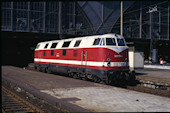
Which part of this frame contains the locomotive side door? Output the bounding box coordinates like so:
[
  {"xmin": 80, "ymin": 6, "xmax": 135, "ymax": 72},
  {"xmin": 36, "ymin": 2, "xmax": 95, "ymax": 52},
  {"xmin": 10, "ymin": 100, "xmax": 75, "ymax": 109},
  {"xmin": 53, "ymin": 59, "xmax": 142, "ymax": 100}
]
[
  {"xmin": 81, "ymin": 50, "xmax": 87, "ymax": 66},
  {"xmin": 38, "ymin": 51, "xmax": 42, "ymax": 63}
]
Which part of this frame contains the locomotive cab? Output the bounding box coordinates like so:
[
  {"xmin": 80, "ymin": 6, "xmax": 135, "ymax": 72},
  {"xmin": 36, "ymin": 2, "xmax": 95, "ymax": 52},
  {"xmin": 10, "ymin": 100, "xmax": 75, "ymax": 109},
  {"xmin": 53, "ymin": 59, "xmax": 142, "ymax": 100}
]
[{"xmin": 99, "ymin": 34, "xmax": 134, "ymax": 85}]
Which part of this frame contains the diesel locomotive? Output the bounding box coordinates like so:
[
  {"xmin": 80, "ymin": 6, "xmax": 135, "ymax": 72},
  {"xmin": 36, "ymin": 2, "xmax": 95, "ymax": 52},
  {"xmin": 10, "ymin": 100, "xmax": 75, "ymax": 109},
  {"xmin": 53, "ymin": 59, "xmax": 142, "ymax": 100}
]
[{"xmin": 34, "ymin": 34, "xmax": 135, "ymax": 84}]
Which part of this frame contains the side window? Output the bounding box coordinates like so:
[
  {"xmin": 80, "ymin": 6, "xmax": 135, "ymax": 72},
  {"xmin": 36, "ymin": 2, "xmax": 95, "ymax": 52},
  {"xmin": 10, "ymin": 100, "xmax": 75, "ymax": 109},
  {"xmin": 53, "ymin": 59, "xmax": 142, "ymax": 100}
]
[
  {"xmin": 106, "ymin": 38, "xmax": 116, "ymax": 46},
  {"xmin": 51, "ymin": 50, "xmax": 54, "ymax": 56},
  {"xmin": 51, "ymin": 43, "xmax": 58, "ymax": 48},
  {"xmin": 93, "ymin": 38, "xmax": 101, "ymax": 45},
  {"xmin": 100, "ymin": 38, "xmax": 105, "ymax": 46},
  {"xmin": 43, "ymin": 51, "xmax": 46, "ymax": 56},
  {"xmin": 36, "ymin": 44, "xmax": 40, "ymax": 49},
  {"xmin": 73, "ymin": 49, "xmax": 77, "ymax": 56},
  {"xmin": 44, "ymin": 43, "xmax": 49, "ymax": 49},
  {"xmin": 74, "ymin": 40, "xmax": 81, "ymax": 47},
  {"xmin": 63, "ymin": 50, "xmax": 66, "ymax": 56},
  {"xmin": 62, "ymin": 41, "xmax": 71, "ymax": 48}
]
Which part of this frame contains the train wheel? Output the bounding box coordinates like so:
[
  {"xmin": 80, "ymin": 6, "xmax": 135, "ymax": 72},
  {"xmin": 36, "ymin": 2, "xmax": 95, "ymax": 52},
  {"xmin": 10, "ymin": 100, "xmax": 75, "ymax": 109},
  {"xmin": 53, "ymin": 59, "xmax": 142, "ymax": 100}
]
[
  {"xmin": 37, "ymin": 67, "xmax": 41, "ymax": 71},
  {"xmin": 93, "ymin": 75, "xmax": 101, "ymax": 83},
  {"xmin": 96, "ymin": 77, "xmax": 101, "ymax": 83},
  {"xmin": 82, "ymin": 76, "xmax": 88, "ymax": 81},
  {"xmin": 46, "ymin": 68, "xmax": 52, "ymax": 74},
  {"xmin": 68, "ymin": 73, "xmax": 73, "ymax": 78},
  {"xmin": 73, "ymin": 73, "xmax": 78, "ymax": 79},
  {"xmin": 42, "ymin": 67, "xmax": 47, "ymax": 73},
  {"xmin": 77, "ymin": 73, "xmax": 82, "ymax": 80}
]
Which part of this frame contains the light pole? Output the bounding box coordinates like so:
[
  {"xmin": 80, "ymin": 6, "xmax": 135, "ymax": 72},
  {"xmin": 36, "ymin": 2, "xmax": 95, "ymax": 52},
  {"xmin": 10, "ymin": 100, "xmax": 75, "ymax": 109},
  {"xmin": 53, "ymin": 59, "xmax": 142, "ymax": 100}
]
[
  {"xmin": 149, "ymin": 12, "xmax": 153, "ymax": 62},
  {"xmin": 146, "ymin": 6, "xmax": 158, "ymax": 63}
]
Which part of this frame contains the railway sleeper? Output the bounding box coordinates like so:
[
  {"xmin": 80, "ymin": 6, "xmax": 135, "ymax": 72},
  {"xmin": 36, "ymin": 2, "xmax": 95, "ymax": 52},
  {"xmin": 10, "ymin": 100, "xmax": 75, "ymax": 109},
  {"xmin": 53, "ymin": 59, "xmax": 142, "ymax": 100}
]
[
  {"xmin": 4, "ymin": 106, "xmax": 27, "ymax": 109},
  {"xmin": 5, "ymin": 109, "xmax": 32, "ymax": 112},
  {"xmin": 3, "ymin": 103, "xmax": 23, "ymax": 106}
]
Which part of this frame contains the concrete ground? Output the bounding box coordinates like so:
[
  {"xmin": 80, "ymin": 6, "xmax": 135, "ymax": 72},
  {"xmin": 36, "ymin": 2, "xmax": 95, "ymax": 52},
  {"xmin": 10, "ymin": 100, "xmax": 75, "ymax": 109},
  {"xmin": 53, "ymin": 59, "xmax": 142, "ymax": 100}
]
[
  {"xmin": 41, "ymin": 86, "xmax": 170, "ymax": 112},
  {"xmin": 136, "ymin": 68, "xmax": 170, "ymax": 85},
  {"xmin": 2, "ymin": 66, "xmax": 170, "ymax": 112},
  {"xmin": 144, "ymin": 64, "xmax": 170, "ymax": 70}
]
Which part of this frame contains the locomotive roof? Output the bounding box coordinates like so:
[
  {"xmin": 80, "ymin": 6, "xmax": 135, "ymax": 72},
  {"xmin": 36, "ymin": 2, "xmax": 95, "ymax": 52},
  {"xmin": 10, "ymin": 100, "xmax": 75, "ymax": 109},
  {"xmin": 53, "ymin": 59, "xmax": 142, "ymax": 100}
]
[
  {"xmin": 35, "ymin": 33, "xmax": 125, "ymax": 50},
  {"xmin": 38, "ymin": 33, "xmax": 123, "ymax": 43}
]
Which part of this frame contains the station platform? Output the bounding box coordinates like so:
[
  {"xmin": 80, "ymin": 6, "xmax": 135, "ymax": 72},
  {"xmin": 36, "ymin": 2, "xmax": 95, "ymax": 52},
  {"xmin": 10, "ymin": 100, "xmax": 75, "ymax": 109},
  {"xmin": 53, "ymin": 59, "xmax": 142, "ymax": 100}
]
[
  {"xmin": 135, "ymin": 68, "xmax": 170, "ymax": 90},
  {"xmin": 144, "ymin": 63, "xmax": 170, "ymax": 70},
  {"xmin": 134, "ymin": 64, "xmax": 170, "ymax": 90},
  {"xmin": 2, "ymin": 66, "xmax": 170, "ymax": 112}
]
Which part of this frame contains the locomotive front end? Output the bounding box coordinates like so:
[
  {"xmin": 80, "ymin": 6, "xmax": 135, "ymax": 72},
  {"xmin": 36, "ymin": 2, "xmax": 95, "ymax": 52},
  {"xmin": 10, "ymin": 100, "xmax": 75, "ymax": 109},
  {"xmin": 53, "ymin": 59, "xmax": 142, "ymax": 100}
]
[{"xmin": 102, "ymin": 34, "xmax": 135, "ymax": 84}]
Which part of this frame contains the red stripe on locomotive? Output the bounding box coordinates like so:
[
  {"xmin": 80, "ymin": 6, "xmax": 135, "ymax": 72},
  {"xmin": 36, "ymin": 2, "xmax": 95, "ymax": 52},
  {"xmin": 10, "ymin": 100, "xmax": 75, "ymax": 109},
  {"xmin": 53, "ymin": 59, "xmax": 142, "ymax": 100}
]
[{"xmin": 34, "ymin": 47, "xmax": 128, "ymax": 62}]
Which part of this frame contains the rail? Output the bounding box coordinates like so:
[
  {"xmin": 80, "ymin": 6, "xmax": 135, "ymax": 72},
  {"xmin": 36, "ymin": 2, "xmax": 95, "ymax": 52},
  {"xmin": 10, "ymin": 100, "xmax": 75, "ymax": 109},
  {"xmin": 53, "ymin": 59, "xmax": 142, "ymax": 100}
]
[{"xmin": 2, "ymin": 86, "xmax": 44, "ymax": 113}]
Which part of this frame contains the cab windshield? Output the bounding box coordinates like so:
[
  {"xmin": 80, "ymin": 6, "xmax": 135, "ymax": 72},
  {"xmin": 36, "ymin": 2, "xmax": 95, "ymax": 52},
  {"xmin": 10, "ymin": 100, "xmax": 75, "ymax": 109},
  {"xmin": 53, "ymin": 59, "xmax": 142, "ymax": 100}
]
[
  {"xmin": 106, "ymin": 38, "xmax": 126, "ymax": 46},
  {"xmin": 106, "ymin": 38, "xmax": 116, "ymax": 46}
]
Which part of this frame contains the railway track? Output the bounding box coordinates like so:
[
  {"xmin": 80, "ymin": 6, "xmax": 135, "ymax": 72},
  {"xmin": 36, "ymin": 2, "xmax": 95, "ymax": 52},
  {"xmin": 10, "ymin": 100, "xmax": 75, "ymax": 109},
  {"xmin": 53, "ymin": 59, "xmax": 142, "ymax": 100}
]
[
  {"xmin": 127, "ymin": 85, "xmax": 170, "ymax": 98},
  {"xmin": 2, "ymin": 86, "xmax": 44, "ymax": 113}
]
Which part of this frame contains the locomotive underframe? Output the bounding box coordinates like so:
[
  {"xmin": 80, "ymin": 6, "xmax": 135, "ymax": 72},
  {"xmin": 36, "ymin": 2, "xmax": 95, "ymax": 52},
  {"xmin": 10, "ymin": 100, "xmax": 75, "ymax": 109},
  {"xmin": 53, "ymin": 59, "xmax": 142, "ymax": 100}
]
[{"xmin": 34, "ymin": 63, "xmax": 135, "ymax": 84}]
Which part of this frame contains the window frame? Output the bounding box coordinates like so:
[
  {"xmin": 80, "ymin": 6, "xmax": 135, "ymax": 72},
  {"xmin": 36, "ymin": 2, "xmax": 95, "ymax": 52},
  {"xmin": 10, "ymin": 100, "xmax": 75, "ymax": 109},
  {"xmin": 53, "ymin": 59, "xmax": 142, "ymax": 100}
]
[{"xmin": 100, "ymin": 38, "xmax": 105, "ymax": 46}]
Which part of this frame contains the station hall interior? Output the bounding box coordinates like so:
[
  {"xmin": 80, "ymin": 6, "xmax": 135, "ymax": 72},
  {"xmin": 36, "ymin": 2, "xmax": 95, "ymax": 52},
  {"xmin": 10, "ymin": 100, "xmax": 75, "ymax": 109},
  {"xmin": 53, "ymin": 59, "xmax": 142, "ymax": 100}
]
[{"xmin": 1, "ymin": 1, "xmax": 170, "ymax": 67}]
